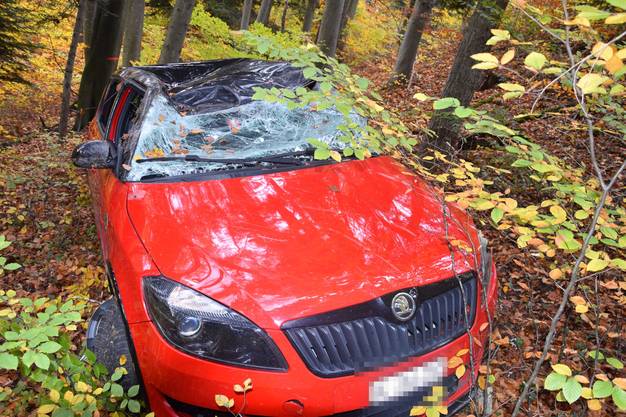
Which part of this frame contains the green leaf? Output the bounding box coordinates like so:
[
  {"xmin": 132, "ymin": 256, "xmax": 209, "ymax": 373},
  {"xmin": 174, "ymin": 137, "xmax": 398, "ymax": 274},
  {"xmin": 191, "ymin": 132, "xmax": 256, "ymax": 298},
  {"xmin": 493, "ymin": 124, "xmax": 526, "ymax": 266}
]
[
  {"xmin": 319, "ymin": 81, "xmax": 333, "ymax": 93},
  {"xmin": 22, "ymin": 350, "xmax": 37, "ymax": 367},
  {"xmin": 587, "ymin": 350, "xmax": 605, "ymax": 360},
  {"xmin": 577, "ymin": 73, "xmax": 609, "ymax": 94},
  {"xmin": 491, "ymin": 207, "xmax": 504, "ymax": 224},
  {"xmin": 613, "ymin": 387, "xmax": 626, "ymax": 411},
  {"xmin": 128, "ymin": 399, "xmax": 141, "ymax": 413},
  {"xmin": 562, "ymin": 377, "xmax": 582, "ymax": 404},
  {"xmin": 51, "ymin": 408, "xmax": 73, "ymax": 417},
  {"xmin": 313, "ymin": 148, "xmax": 330, "ymax": 160},
  {"xmin": 524, "ymin": 52, "xmax": 547, "ymax": 70},
  {"xmin": 413, "ymin": 92, "xmax": 430, "ymax": 101},
  {"xmin": 37, "ymin": 341, "xmax": 62, "ymax": 354},
  {"xmin": 576, "ymin": 5, "xmax": 611, "ymax": 20},
  {"xmin": 587, "ymin": 258, "xmax": 608, "ymax": 272},
  {"xmin": 544, "ymin": 372, "xmax": 567, "ymax": 391},
  {"xmin": 35, "ymin": 353, "xmax": 50, "ymax": 370},
  {"xmin": 454, "ymin": 106, "xmax": 474, "ymax": 118},
  {"xmin": 302, "ymin": 67, "xmax": 317, "ymax": 79},
  {"xmin": 607, "ymin": 357, "xmax": 624, "ymax": 369},
  {"xmin": 433, "ymin": 97, "xmax": 460, "ymax": 110},
  {"xmin": 0, "ymin": 353, "xmax": 18, "ymax": 370},
  {"xmin": 110, "ymin": 383, "xmax": 124, "ymax": 398},
  {"xmin": 593, "ymin": 380, "xmax": 613, "ymax": 398},
  {"xmin": 355, "ymin": 77, "xmax": 369, "ymax": 90},
  {"xmin": 127, "ymin": 385, "xmax": 140, "ymax": 398},
  {"xmin": 3, "ymin": 263, "xmax": 20, "ymax": 271},
  {"xmin": 607, "ymin": 0, "xmax": 626, "ymax": 10}
]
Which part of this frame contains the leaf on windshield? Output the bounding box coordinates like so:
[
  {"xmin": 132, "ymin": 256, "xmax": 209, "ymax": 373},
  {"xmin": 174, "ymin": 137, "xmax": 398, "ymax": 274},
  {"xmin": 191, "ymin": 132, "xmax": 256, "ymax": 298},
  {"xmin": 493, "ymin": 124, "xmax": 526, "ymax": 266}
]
[
  {"xmin": 203, "ymin": 135, "xmax": 216, "ymax": 143},
  {"xmin": 158, "ymin": 114, "xmax": 165, "ymax": 122},
  {"xmin": 189, "ymin": 129, "xmax": 205, "ymax": 135},
  {"xmin": 201, "ymin": 144, "xmax": 214, "ymax": 155},
  {"xmin": 143, "ymin": 148, "xmax": 165, "ymax": 158},
  {"xmin": 227, "ymin": 118, "xmax": 241, "ymax": 134}
]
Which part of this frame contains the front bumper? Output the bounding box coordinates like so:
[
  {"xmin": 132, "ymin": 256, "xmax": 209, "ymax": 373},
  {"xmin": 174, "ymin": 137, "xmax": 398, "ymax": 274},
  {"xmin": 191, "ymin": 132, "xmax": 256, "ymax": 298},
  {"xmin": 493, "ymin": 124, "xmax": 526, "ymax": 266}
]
[{"xmin": 130, "ymin": 280, "xmax": 495, "ymax": 417}]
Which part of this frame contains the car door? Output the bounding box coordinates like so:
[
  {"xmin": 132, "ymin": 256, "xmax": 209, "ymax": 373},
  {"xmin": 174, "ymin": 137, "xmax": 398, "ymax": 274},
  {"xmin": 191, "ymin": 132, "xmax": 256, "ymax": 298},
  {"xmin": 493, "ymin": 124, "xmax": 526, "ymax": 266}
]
[{"xmin": 90, "ymin": 80, "xmax": 144, "ymax": 259}]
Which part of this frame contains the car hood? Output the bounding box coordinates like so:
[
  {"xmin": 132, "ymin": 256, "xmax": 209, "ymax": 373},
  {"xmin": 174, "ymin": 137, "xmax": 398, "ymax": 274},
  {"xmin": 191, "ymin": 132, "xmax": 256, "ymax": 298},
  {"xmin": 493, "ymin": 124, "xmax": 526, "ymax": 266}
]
[{"xmin": 126, "ymin": 157, "xmax": 478, "ymax": 329}]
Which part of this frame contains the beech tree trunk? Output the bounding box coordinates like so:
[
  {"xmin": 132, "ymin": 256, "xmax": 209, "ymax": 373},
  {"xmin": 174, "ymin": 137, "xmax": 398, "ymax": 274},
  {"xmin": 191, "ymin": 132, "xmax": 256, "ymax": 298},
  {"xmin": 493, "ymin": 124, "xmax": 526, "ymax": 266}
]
[
  {"xmin": 389, "ymin": 0, "xmax": 433, "ymax": 84},
  {"xmin": 122, "ymin": 0, "xmax": 144, "ymax": 67},
  {"xmin": 280, "ymin": 0, "xmax": 289, "ymax": 32},
  {"xmin": 316, "ymin": 0, "xmax": 345, "ymax": 57},
  {"xmin": 74, "ymin": 0, "xmax": 126, "ymax": 130},
  {"xmin": 256, "ymin": 0, "xmax": 273, "ymax": 24},
  {"xmin": 241, "ymin": 0, "xmax": 254, "ymax": 29},
  {"xmin": 337, "ymin": 0, "xmax": 358, "ymax": 49},
  {"xmin": 59, "ymin": 0, "xmax": 87, "ymax": 139},
  {"xmin": 302, "ymin": 0, "xmax": 317, "ymax": 32},
  {"xmin": 427, "ymin": 0, "xmax": 509, "ymax": 152},
  {"xmin": 82, "ymin": 0, "xmax": 96, "ymax": 57},
  {"xmin": 158, "ymin": 0, "xmax": 196, "ymax": 64}
]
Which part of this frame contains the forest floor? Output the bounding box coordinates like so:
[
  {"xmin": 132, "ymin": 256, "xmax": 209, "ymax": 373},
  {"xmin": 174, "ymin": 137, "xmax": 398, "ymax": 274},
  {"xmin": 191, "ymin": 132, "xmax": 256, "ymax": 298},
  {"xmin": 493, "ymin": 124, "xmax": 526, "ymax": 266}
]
[{"xmin": 0, "ymin": 13, "xmax": 624, "ymax": 417}]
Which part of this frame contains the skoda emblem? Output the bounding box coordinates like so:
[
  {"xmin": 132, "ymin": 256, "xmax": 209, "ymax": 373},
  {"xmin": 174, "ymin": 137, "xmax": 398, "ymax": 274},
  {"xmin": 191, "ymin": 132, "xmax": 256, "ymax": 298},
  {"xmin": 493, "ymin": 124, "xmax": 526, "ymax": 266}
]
[{"xmin": 391, "ymin": 292, "xmax": 416, "ymax": 321}]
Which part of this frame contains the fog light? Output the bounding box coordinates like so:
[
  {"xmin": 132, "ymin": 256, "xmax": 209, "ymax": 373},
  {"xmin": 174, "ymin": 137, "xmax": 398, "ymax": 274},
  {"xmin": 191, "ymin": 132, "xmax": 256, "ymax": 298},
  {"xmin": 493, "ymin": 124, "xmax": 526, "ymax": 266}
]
[{"xmin": 178, "ymin": 316, "xmax": 201, "ymax": 337}]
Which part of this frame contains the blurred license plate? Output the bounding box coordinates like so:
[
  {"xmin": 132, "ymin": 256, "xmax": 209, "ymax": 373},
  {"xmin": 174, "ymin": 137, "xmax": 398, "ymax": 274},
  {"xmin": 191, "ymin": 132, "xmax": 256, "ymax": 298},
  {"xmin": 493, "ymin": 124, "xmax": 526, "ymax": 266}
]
[{"xmin": 369, "ymin": 358, "xmax": 446, "ymax": 406}]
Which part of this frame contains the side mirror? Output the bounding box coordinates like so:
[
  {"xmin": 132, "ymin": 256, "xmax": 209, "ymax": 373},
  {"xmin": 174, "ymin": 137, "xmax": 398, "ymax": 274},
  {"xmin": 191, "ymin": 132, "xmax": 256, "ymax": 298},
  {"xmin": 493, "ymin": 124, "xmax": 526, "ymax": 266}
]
[{"xmin": 72, "ymin": 140, "xmax": 117, "ymax": 169}]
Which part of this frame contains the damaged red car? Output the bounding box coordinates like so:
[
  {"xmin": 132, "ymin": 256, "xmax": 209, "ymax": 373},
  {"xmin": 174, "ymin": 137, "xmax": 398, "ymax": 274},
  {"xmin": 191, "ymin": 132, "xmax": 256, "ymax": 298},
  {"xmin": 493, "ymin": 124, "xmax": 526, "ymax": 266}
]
[{"xmin": 72, "ymin": 58, "xmax": 497, "ymax": 417}]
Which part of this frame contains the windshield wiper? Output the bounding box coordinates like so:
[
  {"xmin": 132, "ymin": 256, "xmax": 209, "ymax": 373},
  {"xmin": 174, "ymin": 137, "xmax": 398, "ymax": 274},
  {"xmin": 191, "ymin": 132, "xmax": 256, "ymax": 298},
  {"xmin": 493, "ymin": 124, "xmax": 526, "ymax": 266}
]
[{"xmin": 135, "ymin": 154, "xmax": 306, "ymax": 166}]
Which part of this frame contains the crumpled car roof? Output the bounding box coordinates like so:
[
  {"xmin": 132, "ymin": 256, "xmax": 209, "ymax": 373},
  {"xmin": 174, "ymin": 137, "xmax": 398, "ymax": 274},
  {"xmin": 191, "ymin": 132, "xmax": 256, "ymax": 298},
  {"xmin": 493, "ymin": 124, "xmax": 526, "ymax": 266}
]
[{"xmin": 123, "ymin": 58, "xmax": 310, "ymax": 114}]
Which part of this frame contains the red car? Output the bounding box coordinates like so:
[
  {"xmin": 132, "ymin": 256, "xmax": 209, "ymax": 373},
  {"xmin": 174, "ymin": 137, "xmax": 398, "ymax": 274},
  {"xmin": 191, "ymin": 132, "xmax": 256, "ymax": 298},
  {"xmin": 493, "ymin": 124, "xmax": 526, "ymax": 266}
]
[{"xmin": 73, "ymin": 59, "xmax": 497, "ymax": 417}]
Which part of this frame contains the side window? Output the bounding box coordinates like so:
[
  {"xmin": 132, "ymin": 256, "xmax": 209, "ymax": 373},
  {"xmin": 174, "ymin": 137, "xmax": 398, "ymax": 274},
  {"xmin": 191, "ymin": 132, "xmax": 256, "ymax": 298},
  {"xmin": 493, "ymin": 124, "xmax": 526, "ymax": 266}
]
[
  {"xmin": 97, "ymin": 80, "xmax": 121, "ymax": 132},
  {"xmin": 107, "ymin": 85, "xmax": 144, "ymax": 143}
]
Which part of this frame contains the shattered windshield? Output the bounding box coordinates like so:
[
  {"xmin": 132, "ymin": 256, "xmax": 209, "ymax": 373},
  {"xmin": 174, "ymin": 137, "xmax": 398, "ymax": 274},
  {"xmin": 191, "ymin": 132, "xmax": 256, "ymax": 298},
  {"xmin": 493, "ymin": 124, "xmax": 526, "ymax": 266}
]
[{"xmin": 128, "ymin": 95, "xmax": 352, "ymax": 180}]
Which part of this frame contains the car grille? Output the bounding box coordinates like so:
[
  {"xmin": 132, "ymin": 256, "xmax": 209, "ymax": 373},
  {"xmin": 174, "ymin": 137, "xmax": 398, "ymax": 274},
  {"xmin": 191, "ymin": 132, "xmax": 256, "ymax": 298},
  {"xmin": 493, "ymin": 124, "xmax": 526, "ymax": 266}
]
[{"xmin": 283, "ymin": 274, "xmax": 477, "ymax": 378}]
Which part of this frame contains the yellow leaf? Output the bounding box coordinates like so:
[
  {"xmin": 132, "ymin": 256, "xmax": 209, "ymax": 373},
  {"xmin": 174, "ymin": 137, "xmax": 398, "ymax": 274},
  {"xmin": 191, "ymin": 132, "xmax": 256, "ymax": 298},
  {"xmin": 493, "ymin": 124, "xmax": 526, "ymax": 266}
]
[
  {"xmin": 480, "ymin": 322, "xmax": 489, "ymax": 332},
  {"xmin": 549, "ymin": 269, "xmax": 563, "ymax": 280},
  {"xmin": 448, "ymin": 356, "xmax": 463, "ymax": 368},
  {"xmin": 577, "ymin": 73, "xmax": 609, "ymax": 95},
  {"xmin": 500, "ymin": 49, "xmax": 516, "ymax": 65},
  {"xmin": 564, "ymin": 16, "xmax": 590, "ymax": 26},
  {"xmin": 582, "ymin": 387, "xmax": 593, "ymax": 399},
  {"xmin": 215, "ymin": 394, "xmax": 231, "ymax": 408},
  {"xmin": 119, "ymin": 355, "xmax": 127, "ymax": 366},
  {"xmin": 49, "ymin": 390, "xmax": 60, "ymax": 403},
  {"xmin": 551, "ymin": 363, "xmax": 572, "ymax": 376},
  {"xmin": 587, "ymin": 399, "xmax": 602, "ymax": 411},
  {"xmin": 472, "ymin": 62, "xmax": 499, "ymax": 70},
  {"xmin": 592, "ymin": 42, "xmax": 614, "ymax": 60},
  {"xmin": 570, "ymin": 295, "xmax": 586, "ymax": 305},
  {"xmin": 471, "ymin": 53, "xmax": 499, "ymax": 63},
  {"xmin": 410, "ymin": 406, "xmax": 427, "ymax": 416},
  {"xmin": 587, "ymin": 258, "xmax": 608, "ymax": 272},
  {"xmin": 329, "ymin": 150, "xmax": 341, "ymax": 162},
  {"xmin": 456, "ymin": 348, "xmax": 469, "ymax": 357},
  {"xmin": 575, "ymin": 375, "xmax": 590, "ymax": 384},
  {"xmin": 75, "ymin": 381, "xmax": 89, "ymax": 393},
  {"xmin": 606, "ymin": 12, "xmax": 626, "ymax": 24},
  {"xmin": 233, "ymin": 384, "xmax": 244, "ymax": 393},
  {"xmin": 38, "ymin": 405, "xmax": 56, "ymax": 414},
  {"xmin": 575, "ymin": 304, "xmax": 589, "ymax": 314},
  {"xmin": 436, "ymin": 406, "xmax": 448, "ymax": 415},
  {"xmin": 605, "ymin": 54, "xmax": 624, "ymax": 74},
  {"xmin": 455, "ymin": 365, "xmax": 466, "ymax": 379},
  {"xmin": 613, "ymin": 378, "xmax": 626, "ymax": 390},
  {"xmin": 63, "ymin": 391, "xmax": 74, "ymax": 402},
  {"xmin": 549, "ymin": 205, "xmax": 567, "ymax": 223}
]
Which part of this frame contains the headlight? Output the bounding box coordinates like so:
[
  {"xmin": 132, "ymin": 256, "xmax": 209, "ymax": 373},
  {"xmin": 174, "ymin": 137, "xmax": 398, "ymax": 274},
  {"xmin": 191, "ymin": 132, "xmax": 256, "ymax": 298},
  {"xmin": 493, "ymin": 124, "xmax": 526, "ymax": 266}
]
[
  {"xmin": 478, "ymin": 233, "xmax": 493, "ymax": 306},
  {"xmin": 143, "ymin": 276, "xmax": 287, "ymax": 370}
]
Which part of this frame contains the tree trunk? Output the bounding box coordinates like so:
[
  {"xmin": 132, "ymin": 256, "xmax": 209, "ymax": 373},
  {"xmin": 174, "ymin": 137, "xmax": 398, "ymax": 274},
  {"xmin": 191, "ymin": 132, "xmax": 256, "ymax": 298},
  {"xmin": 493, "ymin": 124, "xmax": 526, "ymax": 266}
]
[
  {"xmin": 158, "ymin": 0, "xmax": 196, "ymax": 64},
  {"xmin": 82, "ymin": 0, "xmax": 96, "ymax": 57},
  {"xmin": 280, "ymin": 0, "xmax": 289, "ymax": 32},
  {"xmin": 302, "ymin": 0, "xmax": 317, "ymax": 32},
  {"xmin": 59, "ymin": 0, "xmax": 87, "ymax": 140},
  {"xmin": 427, "ymin": 0, "xmax": 509, "ymax": 152},
  {"xmin": 256, "ymin": 0, "xmax": 273, "ymax": 24},
  {"xmin": 74, "ymin": 0, "xmax": 126, "ymax": 130},
  {"xmin": 316, "ymin": 0, "xmax": 345, "ymax": 57},
  {"xmin": 389, "ymin": 0, "xmax": 433, "ymax": 84},
  {"xmin": 241, "ymin": 0, "xmax": 254, "ymax": 29},
  {"xmin": 122, "ymin": 0, "xmax": 144, "ymax": 67}
]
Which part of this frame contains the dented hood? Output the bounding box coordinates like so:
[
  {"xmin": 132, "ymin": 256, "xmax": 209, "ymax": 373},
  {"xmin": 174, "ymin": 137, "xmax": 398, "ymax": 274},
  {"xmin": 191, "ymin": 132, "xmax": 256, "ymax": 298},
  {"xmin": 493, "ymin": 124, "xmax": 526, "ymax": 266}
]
[{"xmin": 126, "ymin": 157, "xmax": 478, "ymax": 329}]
